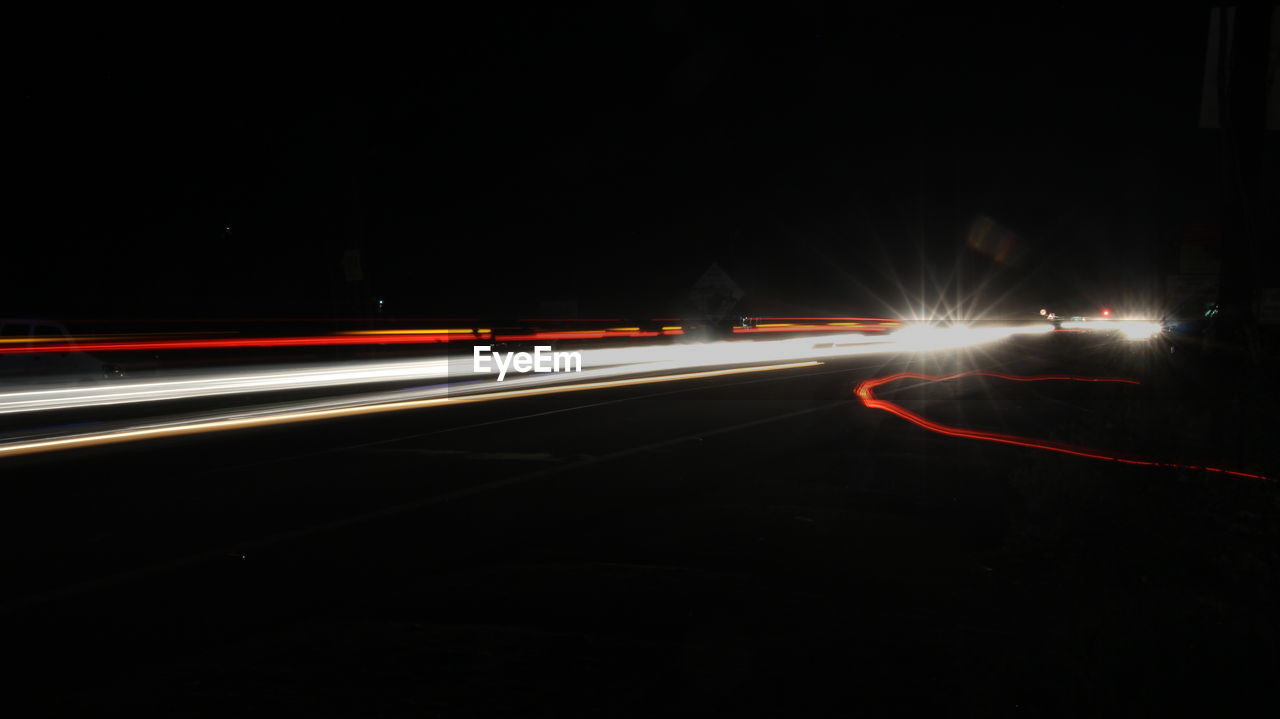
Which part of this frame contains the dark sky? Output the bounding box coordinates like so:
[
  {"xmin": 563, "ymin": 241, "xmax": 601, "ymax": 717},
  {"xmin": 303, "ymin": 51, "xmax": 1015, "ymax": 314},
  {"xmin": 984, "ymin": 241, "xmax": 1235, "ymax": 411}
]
[{"xmin": 12, "ymin": 5, "xmax": 1225, "ymax": 321}]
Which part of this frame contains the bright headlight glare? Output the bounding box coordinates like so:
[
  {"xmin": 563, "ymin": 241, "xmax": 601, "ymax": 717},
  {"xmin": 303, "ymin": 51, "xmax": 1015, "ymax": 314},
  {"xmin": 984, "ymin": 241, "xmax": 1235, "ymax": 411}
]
[{"xmin": 1119, "ymin": 321, "xmax": 1162, "ymax": 340}]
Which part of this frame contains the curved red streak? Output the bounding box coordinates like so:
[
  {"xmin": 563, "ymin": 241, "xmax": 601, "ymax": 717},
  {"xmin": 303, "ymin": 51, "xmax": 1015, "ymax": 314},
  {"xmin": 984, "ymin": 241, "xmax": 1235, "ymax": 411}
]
[{"xmin": 854, "ymin": 371, "xmax": 1270, "ymax": 481}]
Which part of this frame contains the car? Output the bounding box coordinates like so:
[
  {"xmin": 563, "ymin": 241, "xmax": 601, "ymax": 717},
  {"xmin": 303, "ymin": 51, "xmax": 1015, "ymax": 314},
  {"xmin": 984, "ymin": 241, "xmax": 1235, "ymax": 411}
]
[
  {"xmin": 1039, "ymin": 306, "xmax": 1110, "ymax": 329},
  {"xmin": 1037, "ymin": 306, "xmax": 1163, "ymax": 340},
  {"xmin": 1157, "ymin": 300, "xmax": 1219, "ymax": 353}
]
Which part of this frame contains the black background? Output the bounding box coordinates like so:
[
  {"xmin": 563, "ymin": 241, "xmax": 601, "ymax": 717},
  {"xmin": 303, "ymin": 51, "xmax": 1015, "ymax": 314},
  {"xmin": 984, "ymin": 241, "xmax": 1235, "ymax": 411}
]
[{"xmin": 11, "ymin": 5, "xmax": 1225, "ymax": 321}]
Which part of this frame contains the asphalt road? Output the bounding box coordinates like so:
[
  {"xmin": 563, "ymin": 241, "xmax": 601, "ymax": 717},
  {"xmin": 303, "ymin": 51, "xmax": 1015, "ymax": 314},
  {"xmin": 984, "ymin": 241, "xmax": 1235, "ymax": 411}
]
[{"xmin": 2, "ymin": 334, "xmax": 1277, "ymax": 716}]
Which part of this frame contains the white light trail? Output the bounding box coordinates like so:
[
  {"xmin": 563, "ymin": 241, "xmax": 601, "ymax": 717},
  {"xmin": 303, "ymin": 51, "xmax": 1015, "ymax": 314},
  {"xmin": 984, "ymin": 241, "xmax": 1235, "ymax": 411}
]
[
  {"xmin": 0, "ymin": 321, "xmax": 1053, "ymax": 457},
  {"xmin": 0, "ymin": 362, "xmax": 822, "ymax": 458},
  {"xmin": 1059, "ymin": 319, "xmax": 1162, "ymax": 340},
  {"xmin": 0, "ymin": 358, "xmax": 454, "ymax": 415},
  {"xmin": 0, "ymin": 324, "xmax": 1053, "ymax": 418}
]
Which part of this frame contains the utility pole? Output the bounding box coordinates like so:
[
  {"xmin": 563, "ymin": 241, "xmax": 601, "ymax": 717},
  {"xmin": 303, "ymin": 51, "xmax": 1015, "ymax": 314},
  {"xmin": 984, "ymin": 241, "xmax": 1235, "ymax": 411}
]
[{"xmin": 1210, "ymin": 4, "xmax": 1273, "ymax": 357}]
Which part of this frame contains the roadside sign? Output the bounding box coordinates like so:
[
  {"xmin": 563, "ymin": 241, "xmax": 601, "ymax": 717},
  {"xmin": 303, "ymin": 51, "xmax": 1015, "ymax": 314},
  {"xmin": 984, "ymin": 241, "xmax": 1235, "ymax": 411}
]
[
  {"xmin": 1166, "ymin": 274, "xmax": 1219, "ymax": 307},
  {"xmin": 1259, "ymin": 288, "xmax": 1280, "ymax": 324},
  {"xmin": 689, "ymin": 262, "xmax": 744, "ymax": 319},
  {"xmin": 342, "ymin": 249, "xmax": 364, "ymax": 282}
]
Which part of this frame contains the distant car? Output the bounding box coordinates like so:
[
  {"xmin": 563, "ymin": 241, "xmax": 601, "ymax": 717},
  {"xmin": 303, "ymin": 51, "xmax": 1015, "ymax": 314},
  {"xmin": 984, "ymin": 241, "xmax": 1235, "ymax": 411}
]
[
  {"xmin": 1039, "ymin": 306, "xmax": 1112, "ymax": 329},
  {"xmin": 0, "ymin": 320, "xmax": 126, "ymax": 385},
  {"xmin": 1158, "ymin": 300, "xmax": 1219, "ymax": 351},
  {"xmin": 1037, "ymin": 306, "xmax": 1163, "ymax": 340}
]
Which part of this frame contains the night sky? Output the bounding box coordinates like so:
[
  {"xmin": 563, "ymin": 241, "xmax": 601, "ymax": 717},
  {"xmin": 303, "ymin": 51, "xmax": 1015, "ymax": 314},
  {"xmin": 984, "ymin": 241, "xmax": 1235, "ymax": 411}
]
[{"xmin": 12, "ymin": 5, "xmax": 1226, "ymax": 321}]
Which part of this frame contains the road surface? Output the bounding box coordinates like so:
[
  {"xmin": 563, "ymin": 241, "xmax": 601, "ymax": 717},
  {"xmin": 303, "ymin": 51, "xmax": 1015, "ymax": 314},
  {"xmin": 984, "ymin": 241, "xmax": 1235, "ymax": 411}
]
[{"xmin": 1, "ymin": 333, "xmax": 1276, "ymax": 715}]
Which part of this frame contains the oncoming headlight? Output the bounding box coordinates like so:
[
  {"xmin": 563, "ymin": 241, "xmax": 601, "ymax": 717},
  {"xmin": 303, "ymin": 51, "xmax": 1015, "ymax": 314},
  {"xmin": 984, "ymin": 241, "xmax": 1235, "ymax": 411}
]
[{"xmin": 1118, "ymin": 321, "xmax": 1162, "ymax": 340}]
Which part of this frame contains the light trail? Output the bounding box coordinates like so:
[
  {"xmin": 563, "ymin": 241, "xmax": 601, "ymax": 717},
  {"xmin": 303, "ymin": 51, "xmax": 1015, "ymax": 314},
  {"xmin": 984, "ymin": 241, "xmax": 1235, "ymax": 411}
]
[
  {"xmin": 0, "ymin": 362, "xmax": 821, "ymax": 458},
  {"xmin": 0, "ymin": 331, "xmax": 491, "ymax": 354},
  {"xmin": 0, "ymin": 317, "xmax": 904, "ymax": 354},
  {"xmin": 733, "ymin": 317, "xmax": 900, "ymax": 335},
  {"xmin": 1057, "ymin": 319, "xmax": 1162, "ymax": 340},
  {"xmin": 855, "ymin": 371, "xmax": 1271, "ymax": 481},
  {"xmin": 0, "ymin": 324, "xmax": 1052, "ymax": 416},
  {"xmin": 733, "ymin": 325, "xmax": 889, "ymax": 334},
  {"xmin": 0, "ymin": 358, "xmax": 453, "ymax": 415},
  {"xmin": 0, "ymin": 322, "xmax": 1051, "ymax": 456},
  {"xmin": 745, "ymin": 317, "xmax": 901, "ymax": 323},
  {"xmin": 339, "ymin": 329, "xmax": 486, "ymax": 335},
  {"xmin": 493, "ymin": 330, "xmax": 662, "ymax": 340}
]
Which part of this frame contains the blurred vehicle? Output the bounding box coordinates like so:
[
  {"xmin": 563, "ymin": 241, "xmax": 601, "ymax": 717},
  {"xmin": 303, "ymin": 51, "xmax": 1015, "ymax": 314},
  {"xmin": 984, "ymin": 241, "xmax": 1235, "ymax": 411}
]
[
  {"xmin": 1158, "ymin": 300, "xmax": 1219, "ymax": 353},
  {"xmin": 1039, "ymin": 306, "xmax": 1115, "ymax": 329},
  {"xmin": 0, "ymin": 320, "xmax": 127, "ymax": 385},
  {"xmin": 1038, "ymin": 306, "xmax": 1162, "ymax": 341}
]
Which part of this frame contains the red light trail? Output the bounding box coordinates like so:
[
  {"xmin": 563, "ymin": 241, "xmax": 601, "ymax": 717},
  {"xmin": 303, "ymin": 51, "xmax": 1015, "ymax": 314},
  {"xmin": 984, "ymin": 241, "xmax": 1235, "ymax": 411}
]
[
  {"xmin": 0, "ymin": 317, "xmax": 903, "ymax": 355},
  {"xmin": 0, "ymin": 332, "xmax": 492, "ymax": 354},
  {"xmin": 491, "ymin": 330, "xmax": 664, "ymax": 341},
  {"xmin": 854, "ymin": 371, "xmax": 1270, "ymax": 481},
  {"xmin": 0, "ymin": 328, "xmax": 694, "ymax": 354}
]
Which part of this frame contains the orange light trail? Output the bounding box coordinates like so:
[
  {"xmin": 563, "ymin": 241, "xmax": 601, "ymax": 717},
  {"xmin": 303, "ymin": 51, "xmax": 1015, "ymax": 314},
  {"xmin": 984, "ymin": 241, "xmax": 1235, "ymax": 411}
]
[
  {"xmin": 340, "ymin": 329, "xmax": 481, "ymax": 336},
  {"xmin": 492, "ymin": 330, "xmax": 662, "ymax": 341},
  {"xmin": 0, "ymin": 318, "xmax": 902, "ymax": 353},
  {"xmin": 854, "ymin": 371, "xmax": 1271, "ymax": 481},
  {"xmin": 733, "ymin": 317, "xmax": 899, "ymax": 334}
]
